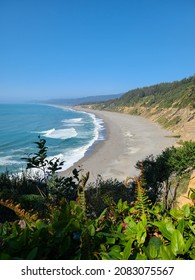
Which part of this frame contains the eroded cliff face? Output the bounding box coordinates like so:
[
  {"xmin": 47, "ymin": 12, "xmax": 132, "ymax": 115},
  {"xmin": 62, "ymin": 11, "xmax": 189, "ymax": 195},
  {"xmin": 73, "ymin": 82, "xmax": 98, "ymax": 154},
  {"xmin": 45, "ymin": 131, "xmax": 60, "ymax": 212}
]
[{"xmin": 112, "ymin": 106, "xmax": 195, "ymax": 142}]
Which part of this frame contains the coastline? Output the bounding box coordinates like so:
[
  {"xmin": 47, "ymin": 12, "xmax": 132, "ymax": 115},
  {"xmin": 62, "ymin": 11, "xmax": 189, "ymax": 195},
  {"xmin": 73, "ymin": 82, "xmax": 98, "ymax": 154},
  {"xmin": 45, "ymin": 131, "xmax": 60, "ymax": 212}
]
[{"xmin": 59, "ymin": 106, "xmax": 177, "ymax": 183}]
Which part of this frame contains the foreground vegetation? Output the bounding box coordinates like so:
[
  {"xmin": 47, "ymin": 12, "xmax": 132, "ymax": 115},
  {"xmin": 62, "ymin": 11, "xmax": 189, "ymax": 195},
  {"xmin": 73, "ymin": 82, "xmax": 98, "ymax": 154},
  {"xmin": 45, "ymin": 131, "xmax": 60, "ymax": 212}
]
[{"xmin": 0, "ymin": 138, "xmax": 194, "ymax": 260}]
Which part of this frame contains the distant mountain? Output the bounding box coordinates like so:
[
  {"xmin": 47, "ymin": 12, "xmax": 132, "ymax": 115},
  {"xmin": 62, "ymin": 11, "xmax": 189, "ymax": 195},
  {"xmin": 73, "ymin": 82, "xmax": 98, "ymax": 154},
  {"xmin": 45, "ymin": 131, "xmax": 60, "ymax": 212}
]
[{"xmin": 41, "ymin": 93, "xmax": 122, "ymax": 106}]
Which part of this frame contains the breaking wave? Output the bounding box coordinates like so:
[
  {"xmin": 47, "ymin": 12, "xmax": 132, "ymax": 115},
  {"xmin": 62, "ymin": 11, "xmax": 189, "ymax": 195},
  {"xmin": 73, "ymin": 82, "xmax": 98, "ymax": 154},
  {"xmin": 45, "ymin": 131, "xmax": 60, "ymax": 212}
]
[
  {"xmin": 39, "ymin": 128, "xmax": 78, "ymax": 140},
  {"xmin": 0, "ymin": 156, "xmax": 20, "ymax": 166}
]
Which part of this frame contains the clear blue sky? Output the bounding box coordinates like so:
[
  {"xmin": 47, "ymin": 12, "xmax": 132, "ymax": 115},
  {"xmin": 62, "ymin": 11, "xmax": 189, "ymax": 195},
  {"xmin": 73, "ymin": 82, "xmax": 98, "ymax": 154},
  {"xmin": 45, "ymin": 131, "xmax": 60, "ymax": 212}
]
[{"xmin": 0, "ymin": 0, "xmax": 195, "ymax": 102}]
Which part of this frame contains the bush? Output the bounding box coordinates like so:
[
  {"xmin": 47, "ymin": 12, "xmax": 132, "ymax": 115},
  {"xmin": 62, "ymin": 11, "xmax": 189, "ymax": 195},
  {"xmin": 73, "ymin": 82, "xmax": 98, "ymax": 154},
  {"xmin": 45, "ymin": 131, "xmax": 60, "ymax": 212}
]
[
  {"xmin": 136, "ymin": 141, "xmax": 195, "ymax": 208},
  {"xmin": 0, "ymin": 196, "xmax": 194, "ymax": 260},
  {"xmin": 0, "ymin": 139, "xmax": 194, "ymax": 259},
  {"xmin": 18, "ymin": 194, "xmax": 45, "ymax": 213},
  {"xmin": 85, "ymin": 177, "xmax": 135, "ymax": 217}
]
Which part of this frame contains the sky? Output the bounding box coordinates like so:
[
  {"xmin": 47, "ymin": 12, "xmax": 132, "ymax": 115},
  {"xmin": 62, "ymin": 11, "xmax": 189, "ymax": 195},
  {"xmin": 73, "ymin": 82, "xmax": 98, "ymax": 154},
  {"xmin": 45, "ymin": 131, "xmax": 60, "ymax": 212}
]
[{"xmin": 0, "ymin": 0, "xmax": 195, "ymax": 102}]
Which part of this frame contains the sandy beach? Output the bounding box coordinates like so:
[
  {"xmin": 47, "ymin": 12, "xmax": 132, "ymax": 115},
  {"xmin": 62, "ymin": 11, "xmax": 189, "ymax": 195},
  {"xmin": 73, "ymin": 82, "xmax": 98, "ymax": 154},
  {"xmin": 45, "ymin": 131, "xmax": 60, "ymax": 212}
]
[{"xmin": 59, "ymin": 107, "xmax": 177, "ymax": 183}]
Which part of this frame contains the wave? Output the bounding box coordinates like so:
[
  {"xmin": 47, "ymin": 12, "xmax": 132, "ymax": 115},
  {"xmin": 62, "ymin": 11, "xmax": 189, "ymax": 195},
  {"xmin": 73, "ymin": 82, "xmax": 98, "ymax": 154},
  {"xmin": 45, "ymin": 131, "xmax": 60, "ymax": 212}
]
[
  {"xmin": 62, "ymin": 118, "xmax": 83, "ymax": 123},
  {"xmin": 58, "ymin": 112, "xmax": 106, "ymax": 171},
  {"xmin": 10, "ymin": 147, "xmax": 32, "ymax": 154},
  {"xmin": 58, "ymin": 144, "xmax": 94, "ymax": 171},
  {"xmin": 0, "ymin": 155, "xmax": 20, "ymax": 166},
  {"xmin": 0, "ymin": 105, "xmax": 106, "ymax": 174},
  {"xmin": 34, "ymin": 111, "xmax": 106, "ymax": 171},
  {"xmin": 39, "ymin": 128, "xmax": 78, "ymax": 140},
  {"xmin": 87, "ymin": 112, "xmax": 105, "ymax": 141},
  {"xmin": 62, "ymin": 118, "xmax": 84, "ymax": 127}
]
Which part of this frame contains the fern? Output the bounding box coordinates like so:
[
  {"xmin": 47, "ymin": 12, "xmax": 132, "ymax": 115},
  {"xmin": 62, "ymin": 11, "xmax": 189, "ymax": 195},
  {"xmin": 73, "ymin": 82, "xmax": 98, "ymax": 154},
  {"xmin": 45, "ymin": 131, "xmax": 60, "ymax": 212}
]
[
  {"xmin": 77, "ymin": 172, "xmax": 89, "ymax": 215},
  {"xmin": 134, "ymin": 178, "xmax": 150, "ymax": 216},
  {"xmin": 134, "ymin": 163, "xmax": 151, "ymax": 217},
  {"xmin": 76, "ymin": 172, "xmax": 93, "ymax": 259},
  {"xmin": 0, "ymin": 199, "xmax": 38, "ymax": 226}
]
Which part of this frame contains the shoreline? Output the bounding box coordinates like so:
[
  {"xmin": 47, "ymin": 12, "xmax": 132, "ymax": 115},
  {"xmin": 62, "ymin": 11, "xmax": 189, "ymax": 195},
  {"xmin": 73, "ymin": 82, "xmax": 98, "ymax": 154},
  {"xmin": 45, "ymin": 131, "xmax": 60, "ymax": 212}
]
[{"xmin": 58, "ymin": 106, "xmax": 177, "ymax": 183}]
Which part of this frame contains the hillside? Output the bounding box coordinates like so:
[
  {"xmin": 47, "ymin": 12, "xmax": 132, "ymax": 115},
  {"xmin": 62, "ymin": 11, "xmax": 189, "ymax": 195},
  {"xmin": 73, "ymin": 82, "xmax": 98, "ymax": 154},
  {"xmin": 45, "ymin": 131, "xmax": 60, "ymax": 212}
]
[{"xmin": 88, "ymin": 76, "xmax": 195, "ymax": 141}]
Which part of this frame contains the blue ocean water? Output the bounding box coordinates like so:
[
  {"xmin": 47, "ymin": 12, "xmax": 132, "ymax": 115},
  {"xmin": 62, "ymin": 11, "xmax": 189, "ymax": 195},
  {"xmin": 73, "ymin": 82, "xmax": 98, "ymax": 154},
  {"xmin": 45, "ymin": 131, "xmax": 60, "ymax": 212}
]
[{"xmin": 0, "ymin": 104, "xmax": 105, "ymax": 173}]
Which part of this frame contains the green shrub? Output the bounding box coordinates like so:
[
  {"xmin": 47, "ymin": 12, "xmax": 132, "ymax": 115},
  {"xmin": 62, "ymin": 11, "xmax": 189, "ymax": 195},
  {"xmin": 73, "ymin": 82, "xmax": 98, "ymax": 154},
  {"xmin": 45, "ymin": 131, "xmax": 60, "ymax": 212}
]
[
  {"xmin": 85, "ymin": 177, "xmax": 135, "ymax": 217},
  {"xmin": 136, "ymin": 141, "xmax": 195, "ymax": 208},
  {"xmin": 0, "ymin": 197, "xmax": 194, "ymax": 260},
  {"xmin": 0, "ymin": 139, "xmax": 194, "ymax": 260},
  {"xmin": 18, "ymin": 194, "xmax": 45, "ymax": 212}
]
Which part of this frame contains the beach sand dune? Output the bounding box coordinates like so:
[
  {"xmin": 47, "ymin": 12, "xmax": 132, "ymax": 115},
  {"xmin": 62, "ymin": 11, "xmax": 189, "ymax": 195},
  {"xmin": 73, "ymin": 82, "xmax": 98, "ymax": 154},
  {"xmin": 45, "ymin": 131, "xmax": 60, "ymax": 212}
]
[{"xmin": 61, "ymin": 108, "xmax": 177, "ymax": 183}]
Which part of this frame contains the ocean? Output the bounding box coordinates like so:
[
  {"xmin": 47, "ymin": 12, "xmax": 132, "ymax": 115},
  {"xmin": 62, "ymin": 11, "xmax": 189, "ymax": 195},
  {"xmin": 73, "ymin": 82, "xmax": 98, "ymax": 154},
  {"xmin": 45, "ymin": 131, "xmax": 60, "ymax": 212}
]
[{"xmin": 0, "ymin": 104, "xmax": 105, "ymax": 174}]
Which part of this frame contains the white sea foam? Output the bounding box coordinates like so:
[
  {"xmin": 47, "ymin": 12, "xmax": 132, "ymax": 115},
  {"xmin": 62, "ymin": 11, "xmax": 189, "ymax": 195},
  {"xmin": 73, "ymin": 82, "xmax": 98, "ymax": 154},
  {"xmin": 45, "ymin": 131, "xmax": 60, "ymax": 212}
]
[
  {"xmin": 62, "ymin": 118, "xmax": 84, "ymax": 127},
  {"xmin": 63, "ymin": 123, "xmax": 84, "ymax": 127},
  {"xmin": 95, "ymin": 118, "xmax": 105, "ymax": 140},
  {"xmin": 58, "ymin": 111, "xmax": 106, "ymax": 171},
  {"xmin": 62, "ymin": 118, "xmax": 83, "ymax": 123},
  {"xmin": 1, "ymin": 106, "xmax": 105, "ymax": 174},
  {"xmin": 88, "ymin": 112, "xmax": 105, "ymax": 141},
  {"xmin": 32, "ymin": 108, "xmax": 107, "ymax": 172},
  {"xmin": 39, "ymin": 128, "xmax": 78, "ymax": 140},
  {"xmin": 60, "ymin": 144, "xmax": 93, "ymax": 171},
  {"xmin": 0, "ymin": 156, "xmax": 20, "ymax": 166},
  {"xmin": 10, "ymin": 147, "xmax": 32, "ymax": 153}
]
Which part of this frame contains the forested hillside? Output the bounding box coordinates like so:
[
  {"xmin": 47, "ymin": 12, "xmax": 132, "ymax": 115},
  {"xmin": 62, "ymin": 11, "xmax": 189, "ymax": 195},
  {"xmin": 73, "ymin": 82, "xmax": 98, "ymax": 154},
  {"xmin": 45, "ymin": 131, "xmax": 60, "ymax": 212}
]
[
  {"xmin": 93, "ymin": 76, "xmax": 195, "ymax": 109},
  {"xmin": 89, "ymin": 76, "xmax": 195, "ymax": 140}
]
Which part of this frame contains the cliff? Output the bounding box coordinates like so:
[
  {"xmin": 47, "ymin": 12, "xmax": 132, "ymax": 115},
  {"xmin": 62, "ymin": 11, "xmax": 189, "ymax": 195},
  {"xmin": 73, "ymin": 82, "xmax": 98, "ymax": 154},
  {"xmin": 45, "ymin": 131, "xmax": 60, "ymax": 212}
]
[{"xmin": 88, "ymin": 75, "xmax": 195, "ymax": 141}]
